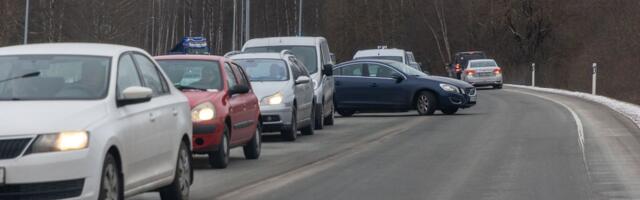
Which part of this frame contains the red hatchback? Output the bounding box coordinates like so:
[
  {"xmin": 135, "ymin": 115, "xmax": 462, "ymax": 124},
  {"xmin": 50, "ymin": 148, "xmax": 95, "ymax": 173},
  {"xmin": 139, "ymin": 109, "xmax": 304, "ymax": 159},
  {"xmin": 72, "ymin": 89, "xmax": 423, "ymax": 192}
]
[{"xmin": 155, "ymin": 55, "xmax": 261, "ymax": 169}]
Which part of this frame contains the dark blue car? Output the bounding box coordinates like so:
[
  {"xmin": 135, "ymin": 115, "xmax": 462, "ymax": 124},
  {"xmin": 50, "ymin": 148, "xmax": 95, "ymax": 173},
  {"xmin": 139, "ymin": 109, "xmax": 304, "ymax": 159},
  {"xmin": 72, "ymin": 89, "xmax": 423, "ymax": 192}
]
[{"xmin": 333, "ymin": 59, "xmax": 476, "ymax": 116}]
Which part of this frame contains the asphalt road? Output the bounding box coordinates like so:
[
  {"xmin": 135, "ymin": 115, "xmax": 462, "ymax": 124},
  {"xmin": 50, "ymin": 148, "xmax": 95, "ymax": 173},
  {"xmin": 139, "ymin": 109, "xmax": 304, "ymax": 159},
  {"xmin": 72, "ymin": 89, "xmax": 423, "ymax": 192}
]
[{"xmin": 132, "ymin": 86, "xmax": 640, "ymax": 200}]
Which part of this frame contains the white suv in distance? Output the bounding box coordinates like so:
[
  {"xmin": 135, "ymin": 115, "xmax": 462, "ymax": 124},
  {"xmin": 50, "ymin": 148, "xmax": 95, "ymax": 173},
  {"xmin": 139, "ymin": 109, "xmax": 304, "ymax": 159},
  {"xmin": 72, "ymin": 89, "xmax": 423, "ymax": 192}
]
[
  {"xmin": 0, "ymin": 43, "xmax": 193, "ymax": 200},
  {"xmin": 353, "ymin": 47, "xmax": 423, "ymax": 71}
]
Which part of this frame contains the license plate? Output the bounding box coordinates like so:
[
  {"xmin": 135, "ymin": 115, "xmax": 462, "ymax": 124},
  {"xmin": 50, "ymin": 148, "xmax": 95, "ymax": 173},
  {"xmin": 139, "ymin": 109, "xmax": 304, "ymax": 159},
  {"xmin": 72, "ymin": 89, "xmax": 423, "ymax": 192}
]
[
  {"xmin": 0, "ymin": 167, "xmax": 5, "ymax": 185},
  {"xmin": 470, "ymin": 95, "xmax": 477, "ymax": 102}
]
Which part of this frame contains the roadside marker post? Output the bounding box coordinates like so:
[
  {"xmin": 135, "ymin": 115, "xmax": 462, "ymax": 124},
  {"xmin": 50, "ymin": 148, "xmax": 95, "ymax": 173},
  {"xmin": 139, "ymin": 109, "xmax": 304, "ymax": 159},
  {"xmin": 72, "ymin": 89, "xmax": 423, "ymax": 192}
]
[
  {"xmin": 531, "ymin": 63, "xmax": 536, "ymax": 87},
  {"xmin": 592, "ymin": 63, "xmax": 597, "ymax": 95}
]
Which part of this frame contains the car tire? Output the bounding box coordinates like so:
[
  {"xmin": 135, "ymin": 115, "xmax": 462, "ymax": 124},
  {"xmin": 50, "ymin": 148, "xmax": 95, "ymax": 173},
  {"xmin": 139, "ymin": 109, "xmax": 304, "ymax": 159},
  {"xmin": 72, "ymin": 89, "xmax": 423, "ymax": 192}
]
[
  {"xmin": 243, "ymin": 125, "xmax": 262, "ymax": 159},
  {"xmin": 160, "ymin": 141, "xmax": 192, "ymax": 200},
  {"xmin": 324, "ymin": 103, "xmax": 335, "ymax": 125},
  {"xmin": 441, "ymin": 107, "xmax": 459, "ymax": 115},
  {"xmin": 208, "ymin": 126, "xmax": 230, "ymax": 169},
  {"xmin": 493, "ymin": 84, "xmax": 503, "ymax": 89},
  {"xmin": 301, "ymin": 107, "xmax": 315, "ymax": 135},
  {"xmin": 416, "ymin": 91, "xmax": 437, "ymax": 116},
  {"xmin": 98, "ymin": 153, "xmax": 123, "ymax": 200},
  {"xmin": 337, "ymin": 109, "xmax": 356, "ymax": 117},
  {"xmin": 281, "ymin": 107, "xmax": 297, "ymax": 141},
  {"xmin": 314, "ymin": 103, "xmax": 324, "ymax": 130}
]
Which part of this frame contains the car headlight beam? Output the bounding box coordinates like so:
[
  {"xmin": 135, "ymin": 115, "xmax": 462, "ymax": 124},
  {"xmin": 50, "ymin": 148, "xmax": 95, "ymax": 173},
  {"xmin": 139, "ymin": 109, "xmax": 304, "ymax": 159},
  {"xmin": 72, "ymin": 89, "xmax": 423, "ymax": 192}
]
[
  {"xmin": 439, "ymin": 83, "xmax": 460, "ymax": 94},
  {"xmin": 29, "ymin": 131, "xmax": 89, "ymax": 154},
  {"xmin": 192, "ymin": 102, "xmax": 216, "ymax": 122},
  {"xmin": 262, "ymin": 92, "xmax": 284, "ymax": 105}
]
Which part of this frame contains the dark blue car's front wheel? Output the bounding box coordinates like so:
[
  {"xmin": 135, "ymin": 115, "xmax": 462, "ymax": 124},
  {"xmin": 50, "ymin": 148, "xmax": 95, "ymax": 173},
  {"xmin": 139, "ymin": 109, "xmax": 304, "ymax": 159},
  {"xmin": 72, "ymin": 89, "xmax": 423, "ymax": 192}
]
[{"xmin": 416, "ymin": 91, "xmax": 437, "ymax": 116}]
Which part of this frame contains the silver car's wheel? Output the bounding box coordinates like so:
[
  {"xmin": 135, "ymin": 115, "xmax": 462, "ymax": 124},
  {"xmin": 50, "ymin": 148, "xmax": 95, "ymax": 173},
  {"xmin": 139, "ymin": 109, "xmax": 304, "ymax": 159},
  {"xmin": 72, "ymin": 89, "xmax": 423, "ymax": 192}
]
[
  {"xmin": 99, "ymin": 154, "xmax": 121, "ymax": 200},
  {"xmin": 178, "ymin": 146, "xmax": 191, "ymax": 197}
]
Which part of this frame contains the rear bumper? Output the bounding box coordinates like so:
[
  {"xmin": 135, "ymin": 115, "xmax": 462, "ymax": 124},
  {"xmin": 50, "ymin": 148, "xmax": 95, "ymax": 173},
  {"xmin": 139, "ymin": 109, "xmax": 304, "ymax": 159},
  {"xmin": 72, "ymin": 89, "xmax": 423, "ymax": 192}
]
[{"xmin": 465, "ymin": 76, "xmax": 503, "ymax": 86}]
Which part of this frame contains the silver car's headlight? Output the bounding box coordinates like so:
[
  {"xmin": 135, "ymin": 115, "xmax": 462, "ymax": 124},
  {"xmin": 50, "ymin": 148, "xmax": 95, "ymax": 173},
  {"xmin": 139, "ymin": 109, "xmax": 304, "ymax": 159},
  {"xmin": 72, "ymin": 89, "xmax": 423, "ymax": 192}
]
[
  {"xmin": 261, "ymin": 92, "xmax": 284, "ymax": 105},
  {"xmin": 439, "ymin": 83, "xmax": 460, "ymax": 94},
  {"xmin": 192, "ymin": 102, "xmax": 216, "ymax": 122},
  {"xmin": 29, "ymin": 131, "xmax": 89, "ymax": 153}
]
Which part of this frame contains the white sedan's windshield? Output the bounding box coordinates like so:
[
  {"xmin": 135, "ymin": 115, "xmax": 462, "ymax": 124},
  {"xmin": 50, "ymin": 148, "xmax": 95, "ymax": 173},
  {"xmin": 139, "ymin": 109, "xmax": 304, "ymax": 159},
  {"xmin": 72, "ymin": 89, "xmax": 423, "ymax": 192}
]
[
  {"xmin": 0, "ymin": 55, "xmax": 110, "ymax": 100},
  {"xmin": 235, "ymin": 59, "xmax": 289, "ymax": 81}
]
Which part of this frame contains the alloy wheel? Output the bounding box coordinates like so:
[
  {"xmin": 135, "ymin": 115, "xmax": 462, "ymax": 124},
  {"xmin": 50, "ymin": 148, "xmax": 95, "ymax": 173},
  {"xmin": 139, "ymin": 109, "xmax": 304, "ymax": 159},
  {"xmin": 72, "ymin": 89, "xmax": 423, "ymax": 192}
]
[
  {"xmin": 417, "ymin": 95, "xmax": 429, "ymax": 114},
  {"xmin": 178, "ymin": 146, "xmax": 191, "ymax": 197},
  {"xmin": 102, "ymin": 162, "xmax": 119, "ymax": 200}
]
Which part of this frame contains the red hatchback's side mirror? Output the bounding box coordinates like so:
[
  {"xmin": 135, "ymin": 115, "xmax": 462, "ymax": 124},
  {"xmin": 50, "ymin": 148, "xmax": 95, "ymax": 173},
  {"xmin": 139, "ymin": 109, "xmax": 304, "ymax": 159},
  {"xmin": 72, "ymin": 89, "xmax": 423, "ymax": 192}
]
[{"xmin": 229, "ymin": 85, "xmax": 250, "ymax": 96}]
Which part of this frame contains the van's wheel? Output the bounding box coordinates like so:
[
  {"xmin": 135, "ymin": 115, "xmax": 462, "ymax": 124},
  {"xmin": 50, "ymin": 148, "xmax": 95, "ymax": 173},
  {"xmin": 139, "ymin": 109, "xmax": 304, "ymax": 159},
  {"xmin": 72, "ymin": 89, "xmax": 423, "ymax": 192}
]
[
  {"xmin": 281, "ymin": 107, "xmax": 297, "ymax": 141},
  {"xmin": 441, "ymin": 107, "xmax": 459, "ymax": 115},
  {"xmin": 208, "ymin": 126, "xmax": 230, "ymax": 169},
  {"xmin": 324, "ymin": 103, "xmax": 335, "ymax": 125},
  {"xmin": 98, "ymin": 153, "xmax": 123, "ymax": 200},
  {"xmin": 243, "ymin": 125, "xmax": 262, "ymax": 159},
  {"xmin": 160, "ymin": 141, "xmax": 192, "ymax": 200},
  {"xmin": 337, "ymin": 109, "xmax": 355, "ymax": 117},
  {"xmin": 314, "ymin": 103, "xmax": 324, "ymax": 130},
  {"xmin": 416, "ymin": 91, "xmax": 437, "ymax": 115}
]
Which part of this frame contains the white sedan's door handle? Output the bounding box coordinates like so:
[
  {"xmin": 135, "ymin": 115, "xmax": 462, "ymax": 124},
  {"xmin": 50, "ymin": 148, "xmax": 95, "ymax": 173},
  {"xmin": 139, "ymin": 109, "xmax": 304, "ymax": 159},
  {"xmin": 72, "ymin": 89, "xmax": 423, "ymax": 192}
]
[
  {"xmin": 149, "ymin": 112, "xmax": 156, "ymax": 122},
  {"xmin": 172, "ymin": 108, "xmax": 178, "ymax": 117}
]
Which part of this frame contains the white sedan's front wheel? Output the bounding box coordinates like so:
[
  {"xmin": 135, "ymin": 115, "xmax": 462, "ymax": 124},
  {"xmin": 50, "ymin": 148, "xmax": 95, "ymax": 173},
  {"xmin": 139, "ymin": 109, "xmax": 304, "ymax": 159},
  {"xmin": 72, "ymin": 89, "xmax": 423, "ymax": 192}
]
[
  {"xmin": 160, "ymin": 141, "xmax": 192, "ymax": 200},
  {"xmin": 99, "ymin": 154, "xmax": 122, "ymax": 200}
]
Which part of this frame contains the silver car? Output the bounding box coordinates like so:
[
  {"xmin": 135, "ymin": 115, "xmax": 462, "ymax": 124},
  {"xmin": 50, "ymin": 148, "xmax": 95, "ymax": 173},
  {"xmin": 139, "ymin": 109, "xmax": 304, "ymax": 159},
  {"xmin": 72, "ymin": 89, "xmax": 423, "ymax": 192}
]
[
  {"xmin": 462, "ymin": 59, "xmax": 503, "ymax": 89},
  {"xmin": 229, "ymin": 51, "xmax": 315, "ymax": 141}
]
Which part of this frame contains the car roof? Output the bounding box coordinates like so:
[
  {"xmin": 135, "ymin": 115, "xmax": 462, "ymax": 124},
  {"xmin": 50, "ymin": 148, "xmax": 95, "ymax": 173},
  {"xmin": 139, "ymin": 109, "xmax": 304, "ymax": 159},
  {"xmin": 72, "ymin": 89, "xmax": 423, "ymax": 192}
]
[
  {"xmin": 337, "ymin": 59, "xmax": 400, "ymax": 67},
  {"xmin": 468, "ymin": 59, "xmax": 496, "ymax": 62},
  {"xmin": 0, "ymin": 43, "xmax": 144, "ymax": 57},
  {"xmin": 154, "ymin": 54, "xmax": 227, "ymax": 62},
  {"xmin": 243, "ymin": 37, "xmax": 324, "ymax": 48},
  {"xmin": 354, "ymin": 49, "xmax": 405, "ymax": 58},
  {"xmin": 228, "ymin": 52, "xmax": 285, "ymax": 60}
]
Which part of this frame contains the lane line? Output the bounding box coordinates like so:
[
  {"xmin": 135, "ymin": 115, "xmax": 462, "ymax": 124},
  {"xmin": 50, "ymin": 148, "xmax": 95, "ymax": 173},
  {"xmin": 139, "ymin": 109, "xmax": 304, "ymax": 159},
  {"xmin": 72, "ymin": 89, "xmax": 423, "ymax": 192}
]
[
  {"xmin": 506, "ymin": 89, "xmax": 592, "ymax": 182},
  {"xmin": 214, "ymin": 117, "xmax": 427, "ymax": 200}
]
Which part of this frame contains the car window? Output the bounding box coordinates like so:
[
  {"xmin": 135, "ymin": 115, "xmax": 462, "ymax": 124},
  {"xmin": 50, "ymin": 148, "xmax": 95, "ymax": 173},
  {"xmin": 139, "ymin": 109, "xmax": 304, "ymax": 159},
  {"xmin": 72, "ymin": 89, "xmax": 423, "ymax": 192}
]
[
  {"xmin": 0, "ymin": 55, "xmax": 110, "ymax": 100},
  {"xmin": 337, "ymin": 64, "xmax": 364, "ymax": 76},
  {"xmin": 224, "ymin": 63, "xmax": 238, "ymax": 88},
  {"xmin": 132, "ymin": 54, "xmax": 168, "ymax": 96},
  {"xmin": 231, "ymin": 63, "xmax": 250, "ymax": 87},
  {"xmin": 366, "ymin": 64, "xmax": 396, "ymax": 78},
  {"xmin": 244, "ymin": 46, "xmax": 318, "ymax": 74},
  {"xmin": 117, "ymin": 54, "xmax": 142, "ymax": 99},
  {"xmin": 469, "ymin": 60, "xmax": 498, "ymax": 68},
  {"xmin": 356, "ymin": 56, "xmax": 404, "ymax": 62},
  {"xmin": 157, "ymin": 60, "xmax": 223, "ymax": 90},
  {"xmin": 234, "ymin": 59, "xmax": 289, "ymax": 81}
]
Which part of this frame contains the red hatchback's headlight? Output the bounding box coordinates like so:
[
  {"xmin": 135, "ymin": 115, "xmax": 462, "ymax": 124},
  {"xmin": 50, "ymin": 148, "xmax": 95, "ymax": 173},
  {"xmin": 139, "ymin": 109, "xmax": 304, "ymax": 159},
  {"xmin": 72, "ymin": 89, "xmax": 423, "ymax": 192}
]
[{"xmin": 192, "ymin": 102, "xmax": 216, "ymax": 122}]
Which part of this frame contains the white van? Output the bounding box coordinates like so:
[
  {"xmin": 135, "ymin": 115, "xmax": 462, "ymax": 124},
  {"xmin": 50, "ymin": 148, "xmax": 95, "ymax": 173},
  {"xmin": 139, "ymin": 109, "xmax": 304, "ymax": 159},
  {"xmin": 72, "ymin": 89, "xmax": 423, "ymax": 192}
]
[
  {"xmin": 353, "ymin": 47, "xmax": 422, "ymax": 70},
  {"xmin": 242, "ymin": 37, "xmax": 335, "ymax": 129}
]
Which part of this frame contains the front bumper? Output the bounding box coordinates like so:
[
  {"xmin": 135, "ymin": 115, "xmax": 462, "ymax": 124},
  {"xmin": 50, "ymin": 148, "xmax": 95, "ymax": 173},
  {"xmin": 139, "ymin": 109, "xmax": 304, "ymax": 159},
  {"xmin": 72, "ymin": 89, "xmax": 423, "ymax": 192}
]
[
  {"xmin": 192, "ymin": 120, "xmax": 224, "ymax": 153},
  {"xmin": 0, "ymin": 149, "xmax": 99, "ymax": 200},
  {"xmin": 260, "ymin": 104, "xmax": 293, "ymax": 132},
  {"xmin": 439, "ymin": 88, "xmax": 477, "ymax": 109}
]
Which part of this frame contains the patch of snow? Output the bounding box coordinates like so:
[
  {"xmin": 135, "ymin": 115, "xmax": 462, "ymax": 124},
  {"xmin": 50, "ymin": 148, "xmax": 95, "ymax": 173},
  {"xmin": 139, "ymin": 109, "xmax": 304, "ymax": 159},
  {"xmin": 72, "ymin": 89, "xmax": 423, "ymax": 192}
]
[{"xmin": 506, "ymin": 84, "xmax": 640, "ymax": 129}]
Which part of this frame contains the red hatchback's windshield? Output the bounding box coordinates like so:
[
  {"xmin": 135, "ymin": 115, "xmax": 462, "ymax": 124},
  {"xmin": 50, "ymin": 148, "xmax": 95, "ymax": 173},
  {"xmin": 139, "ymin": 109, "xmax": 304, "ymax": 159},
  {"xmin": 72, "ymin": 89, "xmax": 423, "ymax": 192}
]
[{"xmin": 157, "ymin": 60, "xmax": 223, "ymax": 90}]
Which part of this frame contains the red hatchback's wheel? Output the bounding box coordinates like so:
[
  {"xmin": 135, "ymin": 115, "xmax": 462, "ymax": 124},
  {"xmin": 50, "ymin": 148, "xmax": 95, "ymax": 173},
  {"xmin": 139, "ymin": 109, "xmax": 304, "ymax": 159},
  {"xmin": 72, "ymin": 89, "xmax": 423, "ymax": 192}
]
[
  {"xmin": 243, "ymin": 125, "xmax": 262, "ymax": 159},
  {"xmin": 208, "ymin": 125, "xmax": 230, "ymax": 169}
]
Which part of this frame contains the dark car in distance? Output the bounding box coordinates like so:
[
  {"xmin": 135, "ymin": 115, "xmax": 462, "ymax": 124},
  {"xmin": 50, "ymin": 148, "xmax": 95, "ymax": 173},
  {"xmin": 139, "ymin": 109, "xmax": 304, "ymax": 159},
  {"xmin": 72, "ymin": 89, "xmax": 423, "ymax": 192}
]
[
  {"xmin": 333, "ymin": 59, "xmax": 477, "ymax": 116},
  {"xmin": 449, "ymin": 51, "xmax": 487, "ymax": 79}
]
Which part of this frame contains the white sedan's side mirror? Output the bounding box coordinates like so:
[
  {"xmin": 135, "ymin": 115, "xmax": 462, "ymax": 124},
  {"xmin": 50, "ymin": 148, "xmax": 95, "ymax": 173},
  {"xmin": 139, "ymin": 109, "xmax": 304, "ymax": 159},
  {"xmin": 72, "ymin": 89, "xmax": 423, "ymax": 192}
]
[{"xmin": 118, "ymin": 86, "xmax": 153, "ymax": 106}]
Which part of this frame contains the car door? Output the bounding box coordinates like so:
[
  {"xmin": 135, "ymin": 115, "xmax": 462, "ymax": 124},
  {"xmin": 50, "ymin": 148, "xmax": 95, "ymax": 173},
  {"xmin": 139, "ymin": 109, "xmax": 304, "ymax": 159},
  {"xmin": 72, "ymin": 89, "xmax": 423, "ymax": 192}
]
[
  {"xmin": 320, "ymin": 41, "xmax": 335, "ymax": 114},
  {"xmin": 230, "ymin": 62, "xmax": 259, "ymax": 143},
  {"xmin": 290, "ymin": 58, "xmax": 313, "ymax": 122},
  {"xmin": 224, "ymin": 63, "xmax": 250, "ymax": 144},
  {"xmin": 131, "ymin": 53, "xmax": 178, "ymax": 183},
  {"xmin": 114, "ymin": 53, "xmax": 165, "ymax": 190},
  {"xmin": 333, "ymin": 63, "xmax": 369, "ymax": 108},
  {"xmin": 364, "ymin": 63, "xmax": 407, "ymax": 108}
]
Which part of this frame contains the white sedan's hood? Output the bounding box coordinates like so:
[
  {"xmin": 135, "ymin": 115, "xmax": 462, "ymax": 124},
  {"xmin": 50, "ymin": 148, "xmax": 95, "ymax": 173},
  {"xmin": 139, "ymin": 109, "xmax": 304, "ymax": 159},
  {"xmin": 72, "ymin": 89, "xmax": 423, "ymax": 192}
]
[{"xmin": 0, "ymin": 101, "xmax": 108, "ymax": 136}]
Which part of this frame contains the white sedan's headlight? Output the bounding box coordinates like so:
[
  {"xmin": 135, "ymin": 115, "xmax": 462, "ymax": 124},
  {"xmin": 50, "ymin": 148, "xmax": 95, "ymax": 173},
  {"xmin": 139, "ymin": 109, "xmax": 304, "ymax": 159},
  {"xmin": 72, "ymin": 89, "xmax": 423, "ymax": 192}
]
[
  {"xmin": 29, "ymin": 131, "xmax": 89, "ymax": 153},
  {"xmin": 261, "ymin": 92, "xmax": 284, "ymax": 105},
  {"xmin": 192, "ymin": 102, "xmax": 216, "ymax": 122},
  {"xmin": 439, "ymin": 83, "xmax": 460, "ymax": 93}
]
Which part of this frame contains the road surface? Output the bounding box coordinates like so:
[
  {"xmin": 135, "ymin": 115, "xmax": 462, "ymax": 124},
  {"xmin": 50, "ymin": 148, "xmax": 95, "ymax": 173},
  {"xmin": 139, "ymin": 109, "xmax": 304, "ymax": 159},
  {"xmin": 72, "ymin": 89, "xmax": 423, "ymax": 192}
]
[{"xmin": 132, "ymin": 86, "xmax": 640, "ymax": 200}]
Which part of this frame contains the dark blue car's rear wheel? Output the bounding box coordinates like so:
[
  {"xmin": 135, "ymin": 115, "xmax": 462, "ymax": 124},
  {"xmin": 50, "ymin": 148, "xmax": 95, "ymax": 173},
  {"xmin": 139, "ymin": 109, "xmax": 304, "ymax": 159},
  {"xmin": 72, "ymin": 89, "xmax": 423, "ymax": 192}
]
[{"xmin": 416, "ymin": 91, "xmax": 437, "ymax": 115}]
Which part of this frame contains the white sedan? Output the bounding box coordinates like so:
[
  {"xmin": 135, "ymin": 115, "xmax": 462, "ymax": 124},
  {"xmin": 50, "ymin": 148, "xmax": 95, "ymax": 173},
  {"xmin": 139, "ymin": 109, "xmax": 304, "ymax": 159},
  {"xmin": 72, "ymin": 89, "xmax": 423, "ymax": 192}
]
[{"xmin": 0, "ymin": 43, "xmax": 193, "ymax": 200}]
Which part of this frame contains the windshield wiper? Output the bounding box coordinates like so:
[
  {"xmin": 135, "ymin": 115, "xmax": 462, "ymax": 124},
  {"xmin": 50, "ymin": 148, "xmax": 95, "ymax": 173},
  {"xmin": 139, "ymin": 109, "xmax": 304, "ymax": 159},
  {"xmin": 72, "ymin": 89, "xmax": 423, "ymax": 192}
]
[
  {"xmin": 175, "ymin": 84, "xmax": 208, "ymax": 91},
  {"xmin": 0, "ymin": 72, "xmax": 40, "ymax": 84}
]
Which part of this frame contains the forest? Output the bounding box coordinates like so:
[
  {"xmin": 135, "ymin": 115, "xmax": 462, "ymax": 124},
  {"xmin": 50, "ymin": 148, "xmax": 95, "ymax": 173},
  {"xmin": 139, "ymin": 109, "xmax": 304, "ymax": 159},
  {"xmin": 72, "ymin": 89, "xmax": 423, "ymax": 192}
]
[{"xmin": 0, "ymin": 0, "xmax": 638, "ymax": 104}]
